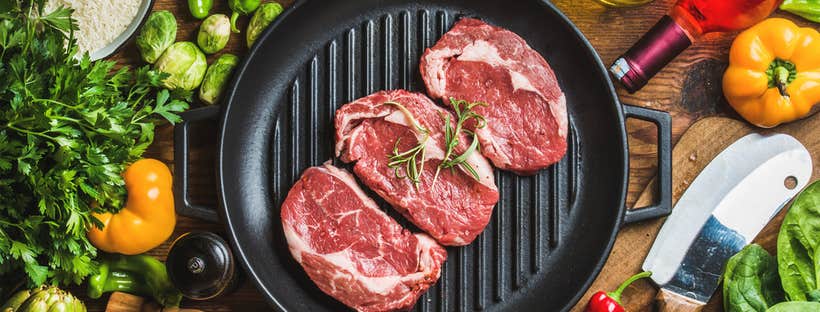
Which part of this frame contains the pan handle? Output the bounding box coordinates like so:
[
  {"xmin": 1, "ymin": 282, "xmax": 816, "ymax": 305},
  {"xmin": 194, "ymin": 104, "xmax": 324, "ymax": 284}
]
[
  {"xmin": 173, "ymin": 105, "xmax": 222, "ymax": 222},
  {"xmin": 621, "ymin": 105, "xmax": 672, "ymax": 224}
]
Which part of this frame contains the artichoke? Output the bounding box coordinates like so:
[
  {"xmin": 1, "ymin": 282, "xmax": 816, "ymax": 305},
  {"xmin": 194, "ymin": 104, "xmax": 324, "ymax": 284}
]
[
  {"xmin": 0, "ymin": 288, "xmax": 30, "ymax": 311},
  {"xmin": 136, "ymin": 11, "xmax": 177, "ymax": 64},
  {"xmin": 155, "ymin": 42, "xmax": 208, "ymax": 91},
  {"xmin": 200, "ymin": 53, "xmax": 240, "ymax": 105},
  {"xmin": 246, "ymin": 2, "xmax": 283, "ymax": 48},
  {"xmin": 1, "ymin": 286, "xmax": 86, "ymax": 312},
  {"xmin": 197, "ymin": 14, "xmax": 231, "ymax": 54}
]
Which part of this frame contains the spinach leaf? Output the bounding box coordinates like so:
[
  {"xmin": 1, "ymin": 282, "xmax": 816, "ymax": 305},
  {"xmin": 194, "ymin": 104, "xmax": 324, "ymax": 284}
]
[
  {"xmin": 766, "ymin": 301, "xmax": 820, "ymax": 312},
  {"xmin": 777, "ymin": 181, "xmax": 820, "ymax": 301},
  {"xmin": 723, "ymin": 244, "xmax": 785, "ymax": 312}
]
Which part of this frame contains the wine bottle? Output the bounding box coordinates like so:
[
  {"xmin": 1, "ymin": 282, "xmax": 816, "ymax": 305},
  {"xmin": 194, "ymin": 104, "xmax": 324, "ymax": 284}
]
[{"xmin": 609, "ymin": 0, "xmax": 783, "ymax": 93}]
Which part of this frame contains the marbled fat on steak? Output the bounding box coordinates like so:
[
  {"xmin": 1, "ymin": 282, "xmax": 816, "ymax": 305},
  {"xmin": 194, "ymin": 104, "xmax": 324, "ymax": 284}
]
[
  {"xmin": 280, "ymin": 164, "xmax": 447, "ymax": 312},
  {"xmin": 420, "ymin": 18, "xmax": 568, "ymax": 175},
  {"xmin": 335, "ymin": 90, "xmax": 499, "ymax": 246}
]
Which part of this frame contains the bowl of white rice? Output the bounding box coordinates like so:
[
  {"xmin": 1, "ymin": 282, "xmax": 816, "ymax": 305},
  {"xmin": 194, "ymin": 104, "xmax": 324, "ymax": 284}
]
[{"xmin": 45, "ymin": 0, "xmax": 156, "ymax": 60}]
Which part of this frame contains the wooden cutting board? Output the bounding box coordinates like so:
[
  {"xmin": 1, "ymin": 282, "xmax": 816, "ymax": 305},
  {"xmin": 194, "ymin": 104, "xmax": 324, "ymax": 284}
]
[{"xmin": 571, "ymin": 113, "xmax": 820, "ymax": 312}]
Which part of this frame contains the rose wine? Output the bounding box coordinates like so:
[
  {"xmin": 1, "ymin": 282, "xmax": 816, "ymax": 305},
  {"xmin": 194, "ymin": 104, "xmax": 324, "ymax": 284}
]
[{"xmin": 610, "ymin": 0, "xmax": 782, "ymax": 93}]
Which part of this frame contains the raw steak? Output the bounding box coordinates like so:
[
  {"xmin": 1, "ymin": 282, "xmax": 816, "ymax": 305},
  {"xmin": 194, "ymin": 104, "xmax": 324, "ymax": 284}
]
[
  {"xmin": 420, "ymin": 18, "xmax": 568, "ymax": 175},
  {"xmin": 335, "ymin": 90, "xmax": 499, "ymax": 246},
  {"xmin": 281, "ymin": 163, "xmax": 447, "ymax": 312}
]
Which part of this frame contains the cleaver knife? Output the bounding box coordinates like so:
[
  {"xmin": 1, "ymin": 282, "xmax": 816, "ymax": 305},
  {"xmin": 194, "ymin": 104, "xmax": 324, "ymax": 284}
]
[{"xmin": 642, "ymin": 133, "xmax": 813, "ymax": 311}]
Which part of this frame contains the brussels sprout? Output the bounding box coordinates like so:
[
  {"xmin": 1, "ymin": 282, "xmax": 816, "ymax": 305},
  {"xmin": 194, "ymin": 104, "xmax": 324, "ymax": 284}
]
[
  {"xmin": 136, "ymin": 11, "xmax": 177, "ymax": 64},
  {"xmin": 246, "ymin": 2, "xmax": 283, "ymax": 48},
  {"xmin": 228, "ymin": 0, "xmax": 261, "ymax": 33},
  {"xmin": 155, "ymin": 42, "xmax": 208, "ymax": 91},
  {"xmin": 197, "ymin": 14, "xmax": 231, "ymax": 54},
  {"xmin": 200, "ymin": 54, "xmax": 239, "ymax": 105}
]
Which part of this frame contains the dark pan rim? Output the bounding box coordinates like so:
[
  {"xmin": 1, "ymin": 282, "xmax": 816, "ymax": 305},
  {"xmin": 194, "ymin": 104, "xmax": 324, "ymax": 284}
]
[
  {"xmin": 528, "ymin": 2, "xmax": 629, "ymax": 311},
  {"xmin": 217, "ymin": 1, "xmax": 629, "ymax": 311},
  {"xmin": 217, "ymin": 1, "xmax": 308, "ymax": 310}
]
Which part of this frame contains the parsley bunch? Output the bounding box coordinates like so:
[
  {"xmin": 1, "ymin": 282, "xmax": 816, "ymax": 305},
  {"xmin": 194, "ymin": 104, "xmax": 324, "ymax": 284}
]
[{"xmin": 0, "ymin": 0, "xmax": 188, "ymax": 286}]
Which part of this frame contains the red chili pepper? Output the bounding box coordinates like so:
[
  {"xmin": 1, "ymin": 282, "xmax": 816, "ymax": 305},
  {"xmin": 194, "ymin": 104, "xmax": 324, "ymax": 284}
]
[{"xmin": 585, "ymin": 271, "xmax": 652, "ymax": 312}]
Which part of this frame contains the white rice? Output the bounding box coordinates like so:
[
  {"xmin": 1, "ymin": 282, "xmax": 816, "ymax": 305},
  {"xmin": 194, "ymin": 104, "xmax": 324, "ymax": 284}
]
[{"xmin": 45, "ymin": 0, "xmax": 141, "ymax": 54}]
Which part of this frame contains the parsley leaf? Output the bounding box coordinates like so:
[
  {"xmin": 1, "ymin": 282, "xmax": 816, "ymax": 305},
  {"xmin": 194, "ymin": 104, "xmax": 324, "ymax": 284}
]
[{"xmin": 0, "ymin": 0, "xmax": 189, "ymax": 287}]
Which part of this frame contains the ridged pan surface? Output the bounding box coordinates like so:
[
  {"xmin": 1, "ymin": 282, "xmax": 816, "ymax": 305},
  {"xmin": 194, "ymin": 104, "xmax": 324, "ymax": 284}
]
[{"xmin": 219, "ymin": 1, "xmax": 628, "ymax": 311}]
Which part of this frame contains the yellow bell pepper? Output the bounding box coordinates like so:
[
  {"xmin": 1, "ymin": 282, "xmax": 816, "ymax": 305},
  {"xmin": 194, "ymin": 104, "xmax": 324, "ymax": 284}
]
[
  {"xmin": 88, "ymin": 159, "xmax": 176, "ymax": 255},
  {"xmin": 723, "ymin": 18, "xmax": 820, "ymax": 128}
]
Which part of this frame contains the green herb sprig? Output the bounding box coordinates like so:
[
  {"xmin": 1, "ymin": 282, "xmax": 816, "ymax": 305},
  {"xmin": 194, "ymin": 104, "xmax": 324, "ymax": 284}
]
[
  {"xmin": 434, "ymin": 98, "xmax": 487, "ymax": 182},
  {"xmin": 0, "ymin": 0, "xmax": 188, "ymax": 287},
  {"xmin": 385, "ymin": 101, "xmax": 429, "ymax": 189}
]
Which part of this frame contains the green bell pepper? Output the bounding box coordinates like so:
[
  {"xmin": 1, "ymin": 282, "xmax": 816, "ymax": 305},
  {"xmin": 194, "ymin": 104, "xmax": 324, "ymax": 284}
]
[
  {"xmin": 781, "ymin": 0, "xmax": 820, "ymax": 23},
  {"xmin": 87, "ymin": 254, "xmax": 182, "ymax": 308},
  {"xmin": 228, "ymin": 0, "xmax": 261, "ymax": 33},
  {"xmin": 188, "ymin": 0, "xmax": 212, "ymax": 19}
]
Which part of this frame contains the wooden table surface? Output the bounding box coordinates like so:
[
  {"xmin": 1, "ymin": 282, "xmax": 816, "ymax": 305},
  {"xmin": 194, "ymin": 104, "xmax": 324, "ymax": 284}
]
[{"xmin": 91, "ymin": 0, "xmax": 819, "ymax": 311}]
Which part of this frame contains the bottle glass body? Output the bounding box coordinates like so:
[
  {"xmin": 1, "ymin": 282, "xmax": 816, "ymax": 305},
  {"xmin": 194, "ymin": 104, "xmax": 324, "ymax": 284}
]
[
  {"xmin": 610, "ymin": 0, "xmax": 782, "ymax": 93},
  {"xmin": 670, "ymin": 0, "xmax": 783, "ymax": 36}
]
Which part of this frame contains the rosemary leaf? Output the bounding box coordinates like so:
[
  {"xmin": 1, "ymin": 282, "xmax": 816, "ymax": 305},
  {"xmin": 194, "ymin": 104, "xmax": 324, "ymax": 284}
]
[
  {"xmin": 448, "ymin": 133, "xmax": 480, "ymax": 168},
  {"xmin": 460, "ymin": 161, "xmax": 481, "ymax": 181},
  {"xmin": 437, "ymin": 98, "xmax": 488, "ymax": 182},
  {"xmin": 384, "ymin": 101, "xmax": 429, "ymax": 189}
]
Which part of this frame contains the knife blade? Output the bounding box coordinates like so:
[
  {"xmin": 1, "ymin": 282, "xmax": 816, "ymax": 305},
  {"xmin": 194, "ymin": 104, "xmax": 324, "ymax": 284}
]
[{"xmin": 642, "ymin": 133, "xmax": 813, "ymax": 309}]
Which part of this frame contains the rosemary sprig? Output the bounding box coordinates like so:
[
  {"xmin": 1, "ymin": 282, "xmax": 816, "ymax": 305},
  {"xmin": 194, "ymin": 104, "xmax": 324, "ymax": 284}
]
[
  {"xmin": 435, "ymin": 98, "xmax": 488, "ymax": 182},
  {"xmin": 385, "ymin": 101, "xmax": 430, "ymax": 188}
]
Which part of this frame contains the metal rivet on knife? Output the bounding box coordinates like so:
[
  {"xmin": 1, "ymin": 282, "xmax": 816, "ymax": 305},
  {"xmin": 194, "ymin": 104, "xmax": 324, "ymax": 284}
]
[{"xmin": 785, "ymin": 176, "xmax": 797, "ymax": 190}]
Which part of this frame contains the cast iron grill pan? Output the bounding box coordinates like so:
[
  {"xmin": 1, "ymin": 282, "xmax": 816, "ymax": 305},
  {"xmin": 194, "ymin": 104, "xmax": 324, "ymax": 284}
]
[
  {"xmin": 271, "ymin": 9, "xmax": 581, "ymax": 311},
  {"xmin": 172, "ymin": 0, "xmax": 672, "ymax": 311}
]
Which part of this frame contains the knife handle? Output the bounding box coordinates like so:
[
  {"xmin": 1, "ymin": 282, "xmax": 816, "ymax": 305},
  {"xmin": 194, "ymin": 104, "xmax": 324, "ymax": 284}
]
[{"xmin": 656, "ymin": 289, "xmax": 704, "ymax": 312}]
